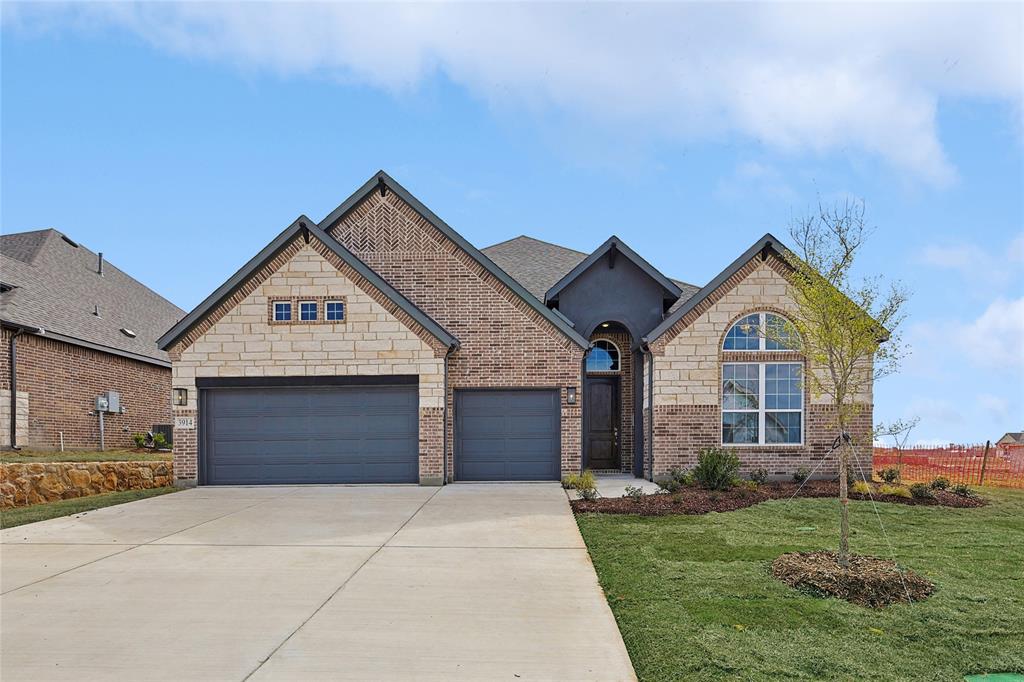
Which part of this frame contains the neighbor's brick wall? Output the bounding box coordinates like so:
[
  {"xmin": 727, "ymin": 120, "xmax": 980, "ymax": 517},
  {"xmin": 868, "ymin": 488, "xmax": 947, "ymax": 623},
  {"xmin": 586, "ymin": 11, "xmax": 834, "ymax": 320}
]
[
  {"xmin": 169, "ymin": 241, "xmax": 445, "ymax": 485},
  {"xmin": 1, "ymin": 327, "xmax": 172, "ymax": 450},
  {"xmin": 588, "ymin": 330, "xmax": 634, "ymax": 473},
  {"xmin": 649, "ymin": 257, "xmax": 873, "ymax": 478},
  {"xmin": 329, "ymin": 191, "xmax": 585, "ymax": 479}
]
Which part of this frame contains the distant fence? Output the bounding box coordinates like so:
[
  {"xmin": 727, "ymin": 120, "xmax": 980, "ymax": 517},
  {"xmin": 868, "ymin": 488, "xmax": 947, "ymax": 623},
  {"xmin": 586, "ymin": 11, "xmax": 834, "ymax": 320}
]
[{"xmin": 873, "ymin": 443, "xmax": 1024, "ymax": 489}]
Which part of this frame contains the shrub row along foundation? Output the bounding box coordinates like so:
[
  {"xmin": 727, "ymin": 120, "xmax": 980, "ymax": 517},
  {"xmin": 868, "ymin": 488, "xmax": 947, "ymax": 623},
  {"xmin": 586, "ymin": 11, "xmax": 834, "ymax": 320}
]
[{"xmin": 0, "ymin": 461, "xmax": 173, "ymax": 508}]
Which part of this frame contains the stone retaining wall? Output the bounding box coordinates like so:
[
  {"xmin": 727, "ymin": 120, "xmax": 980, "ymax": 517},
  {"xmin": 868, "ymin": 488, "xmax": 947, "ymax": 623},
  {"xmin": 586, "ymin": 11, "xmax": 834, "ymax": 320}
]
[{"xmin": 0, "ymin": 461, "xmax": 173, "ymax": 509}]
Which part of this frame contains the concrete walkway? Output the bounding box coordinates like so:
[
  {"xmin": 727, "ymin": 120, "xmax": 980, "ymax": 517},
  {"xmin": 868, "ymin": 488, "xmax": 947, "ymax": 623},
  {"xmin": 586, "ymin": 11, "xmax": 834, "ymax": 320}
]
[{"xmin": 1, "ymin": 484, "xmax": 635, "ymax": 681}]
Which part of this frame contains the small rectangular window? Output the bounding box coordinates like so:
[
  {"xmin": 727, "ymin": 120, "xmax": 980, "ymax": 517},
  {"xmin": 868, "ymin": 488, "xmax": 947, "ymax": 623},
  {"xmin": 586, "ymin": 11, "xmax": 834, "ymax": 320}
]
[
  {"xmin": 326, "ymin": 300, "xmax": 345, "ymax": 322},
  {"xmin": 300, "ymin": 301, "xmax": 318, "ymax": 321},
  {"xmin": 273, "ymin": 301, "xmax": 292, "ymax": 321}
]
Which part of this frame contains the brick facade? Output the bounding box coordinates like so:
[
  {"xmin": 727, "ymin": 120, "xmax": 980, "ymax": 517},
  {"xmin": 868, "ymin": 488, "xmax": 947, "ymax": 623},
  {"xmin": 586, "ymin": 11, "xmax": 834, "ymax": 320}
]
[
  {"xmin": 1, "ymin": 327, "xmax": 172, "ymax": 450},
  {"xmin": 648, "ymin": 256, "xmax": 872, "ymax": 479},
  {"xmin": 328, "ymin": 191, "xmax": 585, "ymax": 480},
  {"xmin": 168, "ymin": 238, "xmax": 446, "ymax": 485}
]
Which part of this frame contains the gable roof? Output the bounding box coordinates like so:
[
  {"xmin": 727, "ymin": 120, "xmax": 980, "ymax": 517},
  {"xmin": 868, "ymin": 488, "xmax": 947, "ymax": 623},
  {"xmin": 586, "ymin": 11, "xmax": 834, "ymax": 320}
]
[
  {"xmin": 1, "ymin": 228, "xmax": 185, "ymax": 366},
  {"xmin": 318, "ymin": 171, "xmax": 588, "ymax": 348},
  {"xmin": 644, "ymin": 233, "xmax": 785, "ymax": 344},
  {"xmin": 157, "ymin": 216, "xmax": 459, "ymax": 352},
  {"xmin": 999, "ymin": 432, "xmax": 1024, "ymax": 444},
  {"xmin": 544, "ymin": 235, "xmax": 684, "ymax": 304},
  {"xmin": 482, "ymin": 235, "xmax": 701, "ymax": 307}
]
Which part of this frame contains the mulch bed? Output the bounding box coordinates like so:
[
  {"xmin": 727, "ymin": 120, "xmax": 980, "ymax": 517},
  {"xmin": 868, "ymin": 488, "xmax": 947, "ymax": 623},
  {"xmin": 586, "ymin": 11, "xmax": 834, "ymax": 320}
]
[
  {"xmin": 570, "ymin": 481, "xmax": 986, "ymax": 516},
  {"xmin": 771, "ymin": 550, "xmax": 935, "ymax": 607}
]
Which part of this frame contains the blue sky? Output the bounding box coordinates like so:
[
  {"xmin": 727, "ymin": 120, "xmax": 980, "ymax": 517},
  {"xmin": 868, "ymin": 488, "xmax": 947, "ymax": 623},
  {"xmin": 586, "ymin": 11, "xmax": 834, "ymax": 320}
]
[{"xmin": 2, "ymin": 3, "xmax": 1022, "ymax": 445}]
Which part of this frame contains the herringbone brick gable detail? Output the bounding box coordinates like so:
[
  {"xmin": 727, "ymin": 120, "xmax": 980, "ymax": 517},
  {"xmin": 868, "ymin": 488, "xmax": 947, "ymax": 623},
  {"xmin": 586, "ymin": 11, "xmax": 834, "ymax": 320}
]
[{"xmin": 329, "ymin": 192, "xmax": 578, "ymax": 352}]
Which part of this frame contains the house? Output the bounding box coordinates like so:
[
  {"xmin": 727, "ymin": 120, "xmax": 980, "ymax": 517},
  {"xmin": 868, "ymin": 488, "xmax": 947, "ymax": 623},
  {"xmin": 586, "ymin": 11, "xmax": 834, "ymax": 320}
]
[
  {"xmin": 1, "ymin": 229, "xmax": 184, "ymax": 450},
  {"xmin": 159, "ymin": 171, "xmax": 872, "ymax": 486},
  {"xmin": 997, "ymin": 432, "xmax": 1024, "ymax": 446}
]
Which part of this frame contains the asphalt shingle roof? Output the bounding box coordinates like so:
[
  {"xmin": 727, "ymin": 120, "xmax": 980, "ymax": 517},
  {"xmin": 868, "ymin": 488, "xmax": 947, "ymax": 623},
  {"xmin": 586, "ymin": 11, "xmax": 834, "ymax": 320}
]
[
  {"xmin": 482, "ymin": 235, "xmax": 700, "ymax": 306},
  {"xmin": 1, "ymin": 229, "xmax": 185, "ymax": 364}
]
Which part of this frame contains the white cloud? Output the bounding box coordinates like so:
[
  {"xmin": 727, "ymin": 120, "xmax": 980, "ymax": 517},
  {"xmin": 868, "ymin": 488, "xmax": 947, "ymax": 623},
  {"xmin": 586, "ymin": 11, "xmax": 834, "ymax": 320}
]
[
  {"xmin": 955, "ymin": 297, "xmax": 1024, "ymax": 370},
  {"xmin": 5, "ymin": 2, "xmax": 1022, "ymax": 185},
  {"xmin": 919, "ymin": 233, "xmax": 1024, "ymax": 290}
]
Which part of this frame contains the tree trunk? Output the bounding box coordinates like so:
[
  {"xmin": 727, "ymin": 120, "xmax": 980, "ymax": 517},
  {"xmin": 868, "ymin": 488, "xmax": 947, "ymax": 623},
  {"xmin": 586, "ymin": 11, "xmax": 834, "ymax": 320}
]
[{"xmin": 838, "ymin": 440, "xmax": 850, "ymax": 568}]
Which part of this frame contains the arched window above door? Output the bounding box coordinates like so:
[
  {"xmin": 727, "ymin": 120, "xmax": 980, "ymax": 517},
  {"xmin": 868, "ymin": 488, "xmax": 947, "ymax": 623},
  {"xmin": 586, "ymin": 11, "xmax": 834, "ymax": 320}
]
[{"xmin": 587, "ymin": 339, "xmax": 621, "ymax": 373}]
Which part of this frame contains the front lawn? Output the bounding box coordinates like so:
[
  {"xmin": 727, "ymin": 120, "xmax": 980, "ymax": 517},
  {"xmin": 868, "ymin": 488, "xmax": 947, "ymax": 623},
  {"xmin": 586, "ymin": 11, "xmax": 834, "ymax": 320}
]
[
  {"xmin": 0, "ymin": 448, "xmax": 171, "ymax": 464},
  {"xmin": 0, "ymin": 487, "xmax": 178, "ymax": 528},
  {"xmin": 577, "ymin": 487, "xmax": 1024, "ymax": 681}
]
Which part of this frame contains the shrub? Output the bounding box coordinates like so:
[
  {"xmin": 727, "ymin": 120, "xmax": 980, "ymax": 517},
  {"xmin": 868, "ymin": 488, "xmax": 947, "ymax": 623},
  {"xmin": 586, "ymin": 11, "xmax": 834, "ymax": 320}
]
[
  {"xmin": 692, "ymin": 448, "xmax": 740, "ymax": 490},
  {"xmin": 851, "ymin": 480, "xmax": 872, "ymax": 495},
  {"xmin": 132, "ymin": 433, "xmax": 147, "ymax": 448},
  {"xmin": 576, "ymin": 470, "xmax": 599, "ymax": 501},
  {"xmin": 792, "ymin": 467, "xmax": 811, "ymax": 484},
  {"xmin": 930, "ymin": 476, "xmax": 951, "ymax": 490},
  {"xmin": 561, "ymin": 473, "xmax": 580, "ymax": 490},
  {"xmin": 654, "ymin": 476, "xmax": 680, "ymax": 493},
  {"xmin": 670, "ymin": 492, "xmax": 683, "ymax": 505},
  {"xmin": 623, "ymin": 485, "xmax": 645, "ymax": 503},
  {"xmin": 909, "ymin": 483, "xmax": 934, "ymax": 499},
  {"xmin": 152, "ymin": 432, "xmax": 168, "ymax": 449},
  {"xmin": 737, "ymin": 479, "xmax": 758, "ymax": 493},
  {"xmin": 879, "ymin": 484, "xmax": 911, "ymax": 498},
  {"xmin": 750, "ymin": 467, "xmax": 769, "ymax": 484},
  {"xmin": 877, "ymin": 467, "xmax": 901, "ymax": 484},
  {"xmin": 950, "ymin": 483, "xmax": 976, "ymax": 498}
]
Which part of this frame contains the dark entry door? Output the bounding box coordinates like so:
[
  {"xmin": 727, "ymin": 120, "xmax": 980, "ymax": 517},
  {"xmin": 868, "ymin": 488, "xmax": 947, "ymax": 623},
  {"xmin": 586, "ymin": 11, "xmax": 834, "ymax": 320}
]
[
  {"xmin": 202, "ymin": 384, "xmax": 418, "ymax": 485},
  {"xmin": 586, "ymin": 376, "xmax": 620, "ymax": 469},
  {"xmin": 456, "ymin": 390, "xmax": 561, "ymax": 481}
]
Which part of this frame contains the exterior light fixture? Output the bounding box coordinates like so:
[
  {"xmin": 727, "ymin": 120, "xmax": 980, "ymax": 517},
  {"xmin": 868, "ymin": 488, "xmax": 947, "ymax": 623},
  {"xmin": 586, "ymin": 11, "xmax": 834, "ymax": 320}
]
[
  {"xmin": 601, "ymin": 322, "xmax": 610, "ymax": 328},
  {"xmin": 173, "ymin": 388, "xmax": 188, "ymax": 406},
  {"xmin": 566, "ymin": 387, "xmax": 577, "ymax": 405}
]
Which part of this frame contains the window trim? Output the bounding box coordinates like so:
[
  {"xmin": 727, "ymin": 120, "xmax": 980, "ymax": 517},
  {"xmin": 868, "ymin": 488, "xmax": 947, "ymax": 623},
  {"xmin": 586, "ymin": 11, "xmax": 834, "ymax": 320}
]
[
  {"xmin": 273, "ymin": 301, "xmax": 292, "ymax": 322},
  {"xmin": 586, "ymin": 339, "xmax": 622, "ymax": 374},
  {"xmin": 325, "ymin": 300, "xmax": 345, "ymax": 322},
  {"xmin": 723, "ymin": 311, "xmax": 797, "ymax": 352},
  {"xmin": 299, "ymin": 300, "xmax": 319, "ymax": 322},
  {"xmin": 721, "ymin": 361, "xmax": 804, "ymax": 446}
]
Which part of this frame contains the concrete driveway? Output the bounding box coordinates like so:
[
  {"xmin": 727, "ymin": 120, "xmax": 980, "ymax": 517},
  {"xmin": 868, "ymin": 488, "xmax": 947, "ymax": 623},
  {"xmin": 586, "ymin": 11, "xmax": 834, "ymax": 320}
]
[{"xmin": 1, "ymin": 484, "xmax": 635, "ymax": 681}]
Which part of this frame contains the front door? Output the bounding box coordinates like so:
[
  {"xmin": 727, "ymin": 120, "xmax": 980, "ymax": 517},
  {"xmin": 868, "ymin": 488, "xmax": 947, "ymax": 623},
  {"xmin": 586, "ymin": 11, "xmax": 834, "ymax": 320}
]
[{"xmin": 585, "ymin": 376, "xmax": 620, "ymax": 469}]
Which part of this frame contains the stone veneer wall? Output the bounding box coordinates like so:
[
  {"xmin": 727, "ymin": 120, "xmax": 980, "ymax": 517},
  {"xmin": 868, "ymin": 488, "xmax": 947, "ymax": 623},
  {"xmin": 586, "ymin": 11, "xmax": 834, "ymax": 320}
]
[
  {"xmin": 1, "ymin": 460, "xmax": 173, "ymax": 508},
  {"xmin": 0, "ymin": 327, "xmax": 173, "ymax": 450},
  {"xmin": 329, "ymin": 191, "xmax": 585, "ymax": 479},
  {"xmin": 648, "ymin": 255, "xmax": 872, "ymax": 478},
  {"xmin": 168, "ymin": 239, "xmax": 446, "ymax": 485}
]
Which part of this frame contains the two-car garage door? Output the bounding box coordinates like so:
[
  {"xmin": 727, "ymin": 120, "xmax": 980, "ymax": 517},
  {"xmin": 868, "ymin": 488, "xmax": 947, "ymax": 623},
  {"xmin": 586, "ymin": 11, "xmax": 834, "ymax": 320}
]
[
  {"xmin": 202, "ymin": 383, "xmax": 418, "ymax": 485},
  {"xmin": 200, "ymin": 382, "xmax": 561, "ymax": 484}
]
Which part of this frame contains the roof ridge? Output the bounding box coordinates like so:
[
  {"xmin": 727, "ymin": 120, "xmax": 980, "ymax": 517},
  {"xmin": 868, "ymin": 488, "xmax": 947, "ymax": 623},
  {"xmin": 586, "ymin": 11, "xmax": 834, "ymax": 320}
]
[{"xmin": 482, "ymin": 234, "xmax": 590, "ymax": 257}]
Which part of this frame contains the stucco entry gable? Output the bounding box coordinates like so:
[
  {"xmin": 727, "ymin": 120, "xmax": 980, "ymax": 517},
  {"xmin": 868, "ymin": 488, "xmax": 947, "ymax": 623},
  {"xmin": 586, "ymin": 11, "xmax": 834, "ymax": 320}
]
[{"xmin": 170, "ymin": 242, "xmax": 446, "ymax": 485}]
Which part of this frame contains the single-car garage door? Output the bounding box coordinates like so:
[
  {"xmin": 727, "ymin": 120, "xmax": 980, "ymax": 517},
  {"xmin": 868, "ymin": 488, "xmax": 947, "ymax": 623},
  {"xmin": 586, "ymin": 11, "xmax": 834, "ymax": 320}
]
[
  {"xmin": 456, "ymin": 390, "xmax": 560, "ymax": 481},
  {"xmin": 202, "ymin": 384, "xmax": 418, "ymax": 485}
]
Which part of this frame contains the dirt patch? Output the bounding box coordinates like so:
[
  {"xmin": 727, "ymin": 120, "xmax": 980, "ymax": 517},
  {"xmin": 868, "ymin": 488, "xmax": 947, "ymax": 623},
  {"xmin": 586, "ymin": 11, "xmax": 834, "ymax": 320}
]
[
  {"xmin": 771, "ymin": 550, "xmax": 935, "ymax": 607},
  {"xmin": 570, "ymin": 481, "xmax": 986, "ymax": 516}
]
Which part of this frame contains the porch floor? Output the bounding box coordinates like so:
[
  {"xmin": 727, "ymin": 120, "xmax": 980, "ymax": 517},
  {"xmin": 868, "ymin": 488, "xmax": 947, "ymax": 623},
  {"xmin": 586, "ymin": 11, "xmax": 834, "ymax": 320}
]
[{"xmin": 566, "ymin": 473, "xmax": 662, "ymax": 500}]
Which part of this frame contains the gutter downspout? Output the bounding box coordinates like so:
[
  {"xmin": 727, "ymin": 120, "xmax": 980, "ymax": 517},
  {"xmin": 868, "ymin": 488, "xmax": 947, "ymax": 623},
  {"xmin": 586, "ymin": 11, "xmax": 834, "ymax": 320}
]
[{"xmin": 442, "ymin": 343, "xmax": 457, "ymax": 484}]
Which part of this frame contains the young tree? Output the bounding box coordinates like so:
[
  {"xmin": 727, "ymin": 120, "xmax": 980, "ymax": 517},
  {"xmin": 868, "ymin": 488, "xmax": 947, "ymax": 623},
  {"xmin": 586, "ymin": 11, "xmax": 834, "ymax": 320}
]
[
  {"xmin": 876, "ymin": 417, "xmax": 921, "ymax": 483},
  {"xmin": 772, "ymin": 200, "xmax": 909, "ymax": 567}
]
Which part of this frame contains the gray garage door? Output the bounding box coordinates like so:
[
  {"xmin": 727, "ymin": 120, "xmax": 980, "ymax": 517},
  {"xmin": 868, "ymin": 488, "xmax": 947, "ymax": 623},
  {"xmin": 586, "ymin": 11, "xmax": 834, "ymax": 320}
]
[
  {"xmin": 456, "ymin": 390, "xmax": 560, "ymax": 481},
  {"xmin": 202, "ymin": 385, "xmax": 418, "ymax": 485}
]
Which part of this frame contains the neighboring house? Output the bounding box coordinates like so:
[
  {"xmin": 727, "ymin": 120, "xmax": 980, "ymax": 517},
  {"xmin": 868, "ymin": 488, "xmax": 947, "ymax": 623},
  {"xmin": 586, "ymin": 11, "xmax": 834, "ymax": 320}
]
[
  {"xmin": 997, "ymin": 432, "xmax": 1024, "ymax": 446},
  {"xmin": 1, "ymin": 229, "xmax": 185, "ymax": 450},
  {"xmin": 159, "ymin": 171, "xmax": 872, "ymax": 487}
]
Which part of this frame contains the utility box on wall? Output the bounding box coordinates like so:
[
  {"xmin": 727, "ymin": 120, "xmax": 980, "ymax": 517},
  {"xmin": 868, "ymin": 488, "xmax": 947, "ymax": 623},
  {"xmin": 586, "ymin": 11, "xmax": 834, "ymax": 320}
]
[{"xmin": 95, "ymin": 391, "xmax": 122, "ymax": 414}]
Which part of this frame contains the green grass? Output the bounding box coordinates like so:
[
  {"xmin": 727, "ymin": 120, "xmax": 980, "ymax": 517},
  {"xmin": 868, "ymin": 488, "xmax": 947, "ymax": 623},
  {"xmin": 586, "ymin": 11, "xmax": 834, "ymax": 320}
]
[
  {"xmin": 0, "ymin": 448, "xmax": 171, "ymax": 463},
  {"xmin": 0, "ymin": 487, "xmax": 178, "ymax": 528},
  {"xmin": 576, "ymin": 487, "xmax": 1024, "ymax": 681}
]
